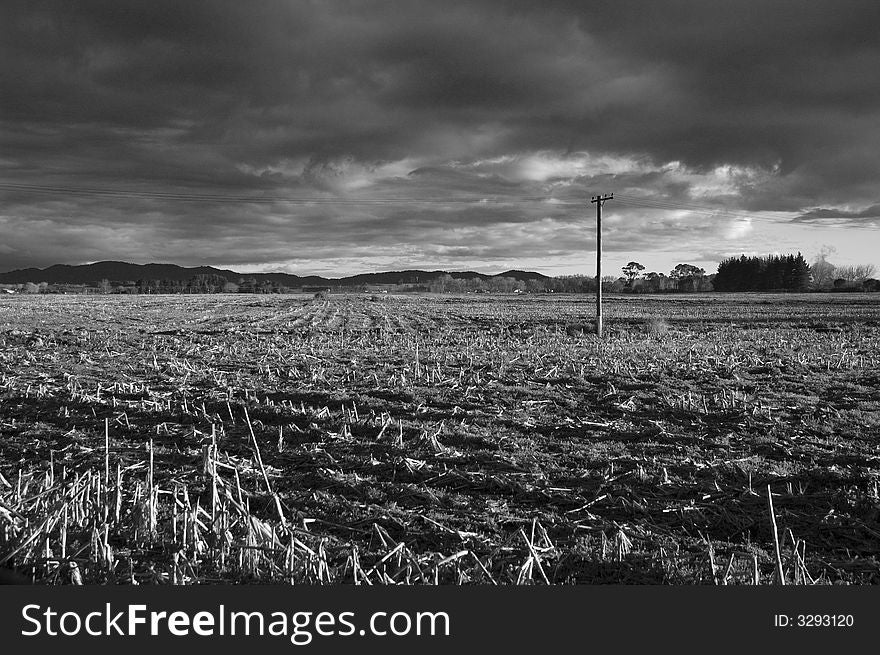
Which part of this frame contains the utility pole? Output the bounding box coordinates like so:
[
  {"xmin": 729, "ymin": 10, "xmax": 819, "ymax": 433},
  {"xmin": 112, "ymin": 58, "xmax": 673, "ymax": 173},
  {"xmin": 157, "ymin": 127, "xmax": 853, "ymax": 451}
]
[{"xmin": 590, "ymin": 193, "xmax": 613, "ymax": 338}]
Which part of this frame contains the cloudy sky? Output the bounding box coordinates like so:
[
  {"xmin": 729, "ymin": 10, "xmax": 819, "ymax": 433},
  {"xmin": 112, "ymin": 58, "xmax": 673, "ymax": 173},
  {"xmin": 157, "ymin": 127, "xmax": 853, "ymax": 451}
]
[{"xmin": 2, "ymin": 0, "xmax": 879, "ymax": 277}]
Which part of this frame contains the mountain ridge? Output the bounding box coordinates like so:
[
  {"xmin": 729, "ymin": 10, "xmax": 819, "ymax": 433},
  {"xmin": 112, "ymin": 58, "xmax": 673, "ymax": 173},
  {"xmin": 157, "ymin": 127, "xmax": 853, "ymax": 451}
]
[{"xmin": 0, "ymin": 261, "xmax": 550, "ymax": 286}]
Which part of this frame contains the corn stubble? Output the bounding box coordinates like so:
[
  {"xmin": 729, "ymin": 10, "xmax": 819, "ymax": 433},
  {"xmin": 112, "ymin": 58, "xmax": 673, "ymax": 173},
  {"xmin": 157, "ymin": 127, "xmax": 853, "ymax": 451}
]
[{"xmin": 0, "ymin": 292, "xmax": 878, "ymax": 584}]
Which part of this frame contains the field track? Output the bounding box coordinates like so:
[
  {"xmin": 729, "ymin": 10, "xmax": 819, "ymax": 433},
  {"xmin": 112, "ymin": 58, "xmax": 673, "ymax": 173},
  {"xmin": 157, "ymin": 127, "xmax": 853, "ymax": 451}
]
[{"xmin": 1, "ymin": 292, "xmax": 879, "ymax": 584}]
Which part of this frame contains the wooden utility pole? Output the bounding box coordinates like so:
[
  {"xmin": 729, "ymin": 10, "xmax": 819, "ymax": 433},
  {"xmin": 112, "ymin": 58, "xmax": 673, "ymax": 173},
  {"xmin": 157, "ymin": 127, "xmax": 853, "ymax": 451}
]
[{"xmin": 590, "ymin": 193, "xmax": 613, "ymax": 338}]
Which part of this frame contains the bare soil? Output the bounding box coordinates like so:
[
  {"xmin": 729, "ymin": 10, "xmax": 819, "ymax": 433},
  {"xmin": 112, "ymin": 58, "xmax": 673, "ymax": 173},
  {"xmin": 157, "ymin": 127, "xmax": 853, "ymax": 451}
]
[{"xmin": 1, "ymin": 292, "xmax": 878, "ymax": 584}]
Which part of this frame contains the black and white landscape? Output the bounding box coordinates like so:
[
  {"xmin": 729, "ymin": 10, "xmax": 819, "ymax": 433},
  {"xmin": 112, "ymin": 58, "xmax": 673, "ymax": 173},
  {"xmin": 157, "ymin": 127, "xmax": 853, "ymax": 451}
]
[{"xmin": 1, "ymin": 1, "xmax": 879, "ymax": 586}]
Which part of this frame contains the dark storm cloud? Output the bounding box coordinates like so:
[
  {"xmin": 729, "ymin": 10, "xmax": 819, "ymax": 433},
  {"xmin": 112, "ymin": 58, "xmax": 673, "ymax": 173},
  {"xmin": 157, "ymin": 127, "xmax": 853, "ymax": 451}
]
[
  {"xmin": 1, "ymin": 0, "xmax": 879, "ymax": 272},
  {"xmin": 795, "ymin": 205, "xmax": 880, "ymax": 223}
]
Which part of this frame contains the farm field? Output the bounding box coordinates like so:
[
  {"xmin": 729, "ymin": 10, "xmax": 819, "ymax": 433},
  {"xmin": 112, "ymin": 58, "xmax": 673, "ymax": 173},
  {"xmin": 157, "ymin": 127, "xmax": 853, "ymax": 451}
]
[{"xmin": 1, "ymin": 292, "xmax": 879, "ymax": 585}]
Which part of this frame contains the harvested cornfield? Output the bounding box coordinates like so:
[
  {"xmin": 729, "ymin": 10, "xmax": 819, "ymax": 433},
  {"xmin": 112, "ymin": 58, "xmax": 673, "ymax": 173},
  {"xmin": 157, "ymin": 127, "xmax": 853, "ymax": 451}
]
[{"xmin": 1, "ymin": 292, "xmax": 879, "ymax": 584}]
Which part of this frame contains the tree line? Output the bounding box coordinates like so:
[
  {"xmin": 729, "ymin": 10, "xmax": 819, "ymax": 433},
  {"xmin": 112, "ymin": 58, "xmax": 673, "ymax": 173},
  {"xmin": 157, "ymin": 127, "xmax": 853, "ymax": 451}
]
[
  {"xmin": 712, "ymin": 253, "xmax": 811, "ymax": 291},
  {"xmin": 132, "ymin": 275, "xmax": 282, "ymax": 294},
  {"xmin": 6, "ymin": 275, "xmax": 288, "ymax": 295},
  {"xmin": 4, "ymin": 253, "xmax": 877, "ymax": 295},
  {"xmin": 620, "ymin": 262, "xmax": 713, "ymax": 293},
  {"xmin": 621, "ymin": 252, "xmax": 878, "ymax": 292}
]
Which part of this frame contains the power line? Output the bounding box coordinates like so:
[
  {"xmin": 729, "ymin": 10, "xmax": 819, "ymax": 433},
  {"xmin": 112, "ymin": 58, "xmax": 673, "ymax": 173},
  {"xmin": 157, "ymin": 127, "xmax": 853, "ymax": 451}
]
[
  {"xmin": 0, "ymin": 181, "xmax": 554, "ymax": 205},
  {"xmin": 614, "ymin": 193, "xmax": 776, "ymax": 219},
  {"xmin": 1, "ymin": 181, "xmax": 875, "ymax": 228},
  {"xmin": 0, "ymin": 181, "xmax": 795, "ymax": 213},
  {"xmin": 612, "ymin": 194, "xmax": 880, "ymax": 228}
]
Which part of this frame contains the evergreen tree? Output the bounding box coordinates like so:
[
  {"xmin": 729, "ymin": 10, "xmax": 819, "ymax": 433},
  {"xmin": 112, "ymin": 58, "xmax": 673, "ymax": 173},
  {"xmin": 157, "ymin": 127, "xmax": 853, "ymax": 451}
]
[{"xmin": 714, "ymin": 252, "xmax": 814, "ymax": 291}]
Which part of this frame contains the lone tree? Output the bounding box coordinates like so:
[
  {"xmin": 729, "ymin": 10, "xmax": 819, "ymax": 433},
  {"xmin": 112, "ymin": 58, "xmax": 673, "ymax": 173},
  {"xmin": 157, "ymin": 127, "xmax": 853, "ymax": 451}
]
[
  {"xmin": 810, "ymin": 250, "xmax": 836, "ymax": 288},
  {"xmin": 622, "ymin": 261, "xmax": 645, "ymax": 286}
]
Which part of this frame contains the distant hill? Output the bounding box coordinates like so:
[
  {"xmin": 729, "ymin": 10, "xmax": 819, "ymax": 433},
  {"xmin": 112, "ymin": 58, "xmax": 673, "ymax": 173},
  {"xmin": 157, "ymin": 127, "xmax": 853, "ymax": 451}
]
[
  {"xmin": 0, "ymin": 261, "xmax": 549, "ymax": 287},
  {"xmin": 0, "ymin": 262, "xmax": 243, "ymax": 285}
]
